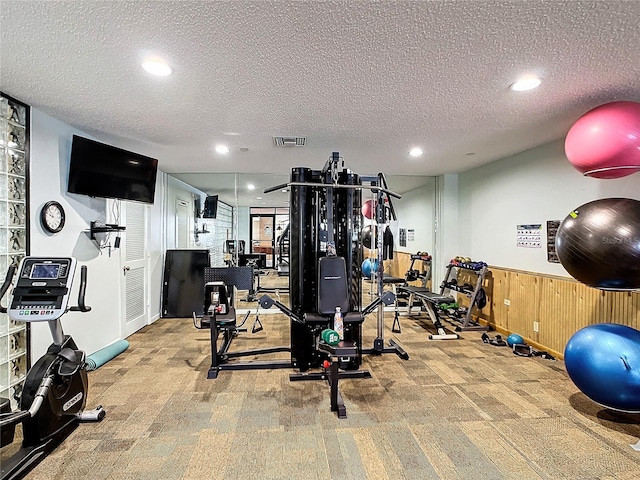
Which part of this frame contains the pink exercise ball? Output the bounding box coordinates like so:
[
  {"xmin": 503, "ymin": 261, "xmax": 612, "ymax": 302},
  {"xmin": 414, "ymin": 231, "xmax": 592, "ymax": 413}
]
[
  {"xmin": 362, "ymin": 199, "xmax": 375, "ymax": 220},
  {"xmin": 564, "ymin": 101, "xmax": 640, "ymax": 179}
]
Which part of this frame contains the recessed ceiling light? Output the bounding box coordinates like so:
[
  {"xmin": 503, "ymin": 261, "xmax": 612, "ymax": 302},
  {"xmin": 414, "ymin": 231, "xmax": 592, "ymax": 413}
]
[
  {"xmin": 510, "ymin": 76, "xmax": 542, "ymax": 92},
  {"xmin": 256, "ymin": 196, "xmax": 262, "ymax": 200},
  {"xmin": 409, "ymin": 148, "xmax": 423, "ymax": 157},
  {"xmin": 141, "ymin": 58, "xmax": 173, "ymax": 76},
  {"xmin": 214, "ymin": 145, "xmax": 229, "ymax": 154},
  {"xmin": 248, "ymin": 184, "xmax": 255, "ymax": 190},
  {"xmin": 281, "ymin": 189, "xmax": 287, "ymax": 193},
  {"xmin": 223, "ymin": 132, "xmax": 240, "ymax": 136}
]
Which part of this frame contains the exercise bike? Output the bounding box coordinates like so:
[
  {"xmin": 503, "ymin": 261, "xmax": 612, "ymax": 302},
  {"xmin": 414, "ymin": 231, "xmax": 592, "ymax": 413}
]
[{"xmin": 0, "ymin": 257, "xmax": 105, "ymax": 480}]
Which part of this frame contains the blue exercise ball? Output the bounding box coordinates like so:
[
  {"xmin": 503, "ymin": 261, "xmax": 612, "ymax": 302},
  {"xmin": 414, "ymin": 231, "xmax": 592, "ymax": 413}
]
[
  {"xmin": 564, "ymin": 323, "xmax": 640, "ymax": 412},
  {"xmin": 361, "ymin": 258, "xmax": 379, "ymax": 279},
  {"xmin": 506, "ymin": 334, "xmax": 525, "ymax": 347}
]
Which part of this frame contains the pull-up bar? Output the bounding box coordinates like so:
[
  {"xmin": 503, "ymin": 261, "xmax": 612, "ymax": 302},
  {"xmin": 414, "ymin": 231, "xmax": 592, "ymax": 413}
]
[{"xmin": 264, "ymin": 181, "xmax": 401, "ymax": 199}]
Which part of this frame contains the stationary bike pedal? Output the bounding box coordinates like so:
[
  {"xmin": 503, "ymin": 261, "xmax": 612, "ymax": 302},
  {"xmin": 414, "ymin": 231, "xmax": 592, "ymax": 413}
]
[{"xmin": 76, "ymin": 405, "xmax": 106, "ymax": 422}]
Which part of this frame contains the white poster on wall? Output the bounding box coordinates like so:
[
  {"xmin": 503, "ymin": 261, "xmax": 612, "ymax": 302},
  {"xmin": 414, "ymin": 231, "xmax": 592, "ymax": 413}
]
[{"xmin": 517, "ymin": 224, "xmax": 542, "ymax": 248}]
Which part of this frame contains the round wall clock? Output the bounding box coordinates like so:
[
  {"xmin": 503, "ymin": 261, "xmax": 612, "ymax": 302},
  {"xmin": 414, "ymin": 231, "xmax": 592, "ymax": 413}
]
[{"xmin": 41, "ymin": 201, "xmax": 66, "ymax": 233}]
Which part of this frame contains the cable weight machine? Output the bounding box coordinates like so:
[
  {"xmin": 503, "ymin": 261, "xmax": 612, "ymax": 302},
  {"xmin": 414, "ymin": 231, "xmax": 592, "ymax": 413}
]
[
  {"xmin": 264, "ymin": 152, "xmax": 408, "ymax": 368},
  {"xmin": 199, "ymin": 153, "xmax": 408, "ymax": 417}
]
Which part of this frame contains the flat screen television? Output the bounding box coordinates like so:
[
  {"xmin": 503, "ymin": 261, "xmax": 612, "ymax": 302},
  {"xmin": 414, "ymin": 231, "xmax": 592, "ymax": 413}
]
[
  {"xmin": 67, "ymin": 135, "xmax": 158, "ymax": 204},
  {"xmin": 203, "ymin": 195, "xmax": 218, "ymax": 218}
]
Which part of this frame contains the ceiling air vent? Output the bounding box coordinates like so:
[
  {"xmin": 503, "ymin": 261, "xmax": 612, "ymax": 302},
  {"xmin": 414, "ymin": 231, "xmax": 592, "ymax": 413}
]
[{"xmin": 273, "ymin": 136, "xmax": 306, "ymax": 147}]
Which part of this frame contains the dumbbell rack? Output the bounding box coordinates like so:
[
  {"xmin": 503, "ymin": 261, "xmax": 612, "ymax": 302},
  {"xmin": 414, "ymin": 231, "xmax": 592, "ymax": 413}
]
[{"xmin": 439, "ymin": 263, "xmax": 489, "ymax": 332}]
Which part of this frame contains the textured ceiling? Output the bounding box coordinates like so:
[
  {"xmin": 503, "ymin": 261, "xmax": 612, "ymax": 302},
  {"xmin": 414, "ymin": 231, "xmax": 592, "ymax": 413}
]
[{"xmin": 1, "ymin": 1, "xmax": 640, "ymax": 197}]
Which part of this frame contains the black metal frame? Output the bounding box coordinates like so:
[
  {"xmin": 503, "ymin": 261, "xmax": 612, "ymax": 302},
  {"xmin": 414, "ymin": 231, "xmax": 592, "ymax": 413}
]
[
  {"xmin": 199, "ymin": 153, "xmax": 409, "ymax": 418},
  {"xmin": 207, "ymin": 315, "xmax": 291, "ymax": 379}
]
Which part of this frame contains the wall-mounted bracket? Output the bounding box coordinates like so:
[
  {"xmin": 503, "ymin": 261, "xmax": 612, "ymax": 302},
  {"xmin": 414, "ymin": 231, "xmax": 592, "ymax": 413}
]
[
  {"xmin": 90, "ymin": 221, "xmax": 126, "ymax": 239},
  {"xmin": 90, "ymin": 222, "xmax": 127, "ymax": 240},
  {"xmin": 89, "ymin": 221, "xmax": 126, "ymax": 256}
]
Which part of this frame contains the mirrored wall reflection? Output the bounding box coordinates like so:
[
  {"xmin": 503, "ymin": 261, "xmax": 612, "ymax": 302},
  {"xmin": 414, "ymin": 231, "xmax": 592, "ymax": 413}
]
[
  {"xmin": 168, "ymin": 171, "xmax": 434, "ymax": 311},
  {"xmin": 171, "ymin": 173, "xmax": 433, "ymax": 211},
  {"xmin": 170, "ymin": 173, "xmax": 435, "ymax": 258}
]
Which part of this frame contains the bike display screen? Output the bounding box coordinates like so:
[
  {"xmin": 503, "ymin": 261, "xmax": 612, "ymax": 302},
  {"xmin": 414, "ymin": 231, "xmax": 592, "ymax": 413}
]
[{"xmin": 30, "ymin": 263, "xmax": 60, "ymax": 279}]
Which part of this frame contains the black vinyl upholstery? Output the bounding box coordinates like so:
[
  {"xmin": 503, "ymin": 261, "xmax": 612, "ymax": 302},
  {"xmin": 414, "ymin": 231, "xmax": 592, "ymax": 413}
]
[{"xmin": 317, "ymin": 256, "xmax": 350, "ymax": 315}]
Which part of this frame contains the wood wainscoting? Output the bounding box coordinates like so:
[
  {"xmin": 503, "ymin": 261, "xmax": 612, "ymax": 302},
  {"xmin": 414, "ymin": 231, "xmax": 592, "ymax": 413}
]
[
  {"xmin": 476, "ymin": 267, "xmax": 639, "ymax": 359},
  {"xmin": 448, "ymin": 263, "xmax": 639, "ymax": 360},
  {"xmin": 382, "ymin": 252, "xmax": 640, "ymax": 360}
]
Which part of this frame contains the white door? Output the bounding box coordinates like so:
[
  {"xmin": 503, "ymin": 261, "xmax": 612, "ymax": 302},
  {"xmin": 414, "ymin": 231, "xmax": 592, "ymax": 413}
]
[
  {"xmin": 175, "ymin": 198, "xmax": 190, "ymax": 248},
  {"xmin": 121, "ymin": 201, "xmax": 149, "ymax": 337}
]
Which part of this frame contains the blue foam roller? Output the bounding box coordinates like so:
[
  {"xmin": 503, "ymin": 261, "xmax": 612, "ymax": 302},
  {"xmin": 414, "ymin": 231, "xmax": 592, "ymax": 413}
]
[{"xmin": 86, "ymin": 339, "xmax": 130, "ymax": 371}]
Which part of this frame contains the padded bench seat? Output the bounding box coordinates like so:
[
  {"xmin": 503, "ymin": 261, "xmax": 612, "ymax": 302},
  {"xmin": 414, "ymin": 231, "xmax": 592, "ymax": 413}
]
[
  {"xmin": 381, "ymin": 274, "xmax": 406, "ymax": 284},
  {"xmin": 304, "ymin": 312, "xmax": 364, "ymax": 324},
  {"xmin": 318, "ymin": 341, "xmax": 358, "ymax": 358},
  {"xmin": 200, "ymin": 315, "xmax": 237, "ymax": 329},
  {"xmin": 397, "ymin": 286, "xmax": 454, "ymax": 304}
]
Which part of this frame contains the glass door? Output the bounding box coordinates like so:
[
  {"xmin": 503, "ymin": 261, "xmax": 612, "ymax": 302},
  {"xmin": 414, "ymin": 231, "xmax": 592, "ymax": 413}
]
[
  {"xmin": 250, "ymin": 214, "xmax": 275, "ymax": 268},
  {"xmin": 275, "ymin": 214, "xmax": 289, "ymax": 275}
]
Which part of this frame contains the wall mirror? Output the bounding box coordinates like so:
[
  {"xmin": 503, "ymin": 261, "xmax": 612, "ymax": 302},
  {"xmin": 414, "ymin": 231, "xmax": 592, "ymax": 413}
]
[{"xmin": 168, "ymin": 171, "xmax": 435, "ymax": 312}]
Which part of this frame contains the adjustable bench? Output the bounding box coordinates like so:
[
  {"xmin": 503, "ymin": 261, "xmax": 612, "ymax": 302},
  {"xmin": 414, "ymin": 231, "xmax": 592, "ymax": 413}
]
[{"xmin": 396, "ymin": 286, "xmax": 460, "ymax": 340}]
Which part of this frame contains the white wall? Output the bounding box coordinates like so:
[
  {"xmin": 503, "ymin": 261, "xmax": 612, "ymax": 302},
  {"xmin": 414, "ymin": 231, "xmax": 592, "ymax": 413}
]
[
  {"xmin": 237, "ymin": 206, "xmax": 250, "ymax": 247},
  {"xmin": 433, "ymin": 174, "xmax": 460, "ymax": 288},
  {"xmin": 458, "ymin": 140, "xmax": 640, "ymax": 276},
  {"xmin": 147, "ymin": 172, "xmax": 167, "ymax": 322},
  {"xmin": 27, "ymin": 110, "xmax": 177, "ymax": 359},
  {"xmin": 392, "ymin": 179, "xmax": 436, "ymax": 255},
  {"xmin": 29, "ymin": 110, "xmax": 126, "ymax": 358},
  {"xmin": 165, "ymin": 175, "xmax": 205, "ymax": 250}
]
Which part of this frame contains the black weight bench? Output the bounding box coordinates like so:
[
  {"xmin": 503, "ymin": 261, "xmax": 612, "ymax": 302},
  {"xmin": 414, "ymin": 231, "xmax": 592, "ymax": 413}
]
[{"xmin": 396, "ymin": 286, "xmax": 460, "ymax": 340}]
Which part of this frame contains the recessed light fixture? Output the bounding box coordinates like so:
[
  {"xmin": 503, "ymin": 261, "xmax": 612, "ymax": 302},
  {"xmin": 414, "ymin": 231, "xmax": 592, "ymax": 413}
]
[
  {"xmin": 409, "ymin": 147, "xmax": 423, "ymax": 157},
  {"xmin": 223, "ymin": 132, "xmax": 241, "ymax": 136},
  {"xmin": 256, "ymin": 196, "xmax": 262, "ymax": 200},
  {"xmin": 248, "ymin": 184, "xmax": 255, "ymax": 190},
  {"xmin": 141, "ymin": 58, "xmax": 173, "ymax": 76},
  {"xmin": 281, "ymin": 189, "xmax": 287, "ymax": 193},
  {"xmin": 214, "ymin": 145, "xmax": 229, "ymax": 154},
  {"xmin": 510, "ymin": 76, "xmax": 542, "ymax": 92}
]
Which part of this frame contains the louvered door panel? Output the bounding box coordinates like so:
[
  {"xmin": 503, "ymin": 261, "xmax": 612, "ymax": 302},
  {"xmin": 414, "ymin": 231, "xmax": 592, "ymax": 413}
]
[{"xmin": 122, "ymin": 201, "xmax": 148, "ymax": 336}]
